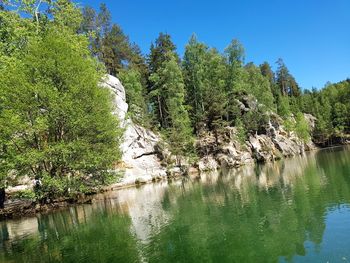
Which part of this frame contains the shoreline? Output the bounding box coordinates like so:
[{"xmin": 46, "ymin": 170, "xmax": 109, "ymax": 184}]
[{"xmin": 1, "ymin": 144, "xmax": 349, "ymax": 221}]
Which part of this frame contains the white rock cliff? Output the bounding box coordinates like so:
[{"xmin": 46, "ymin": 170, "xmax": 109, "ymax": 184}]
[{"xmin": 101, "ymin": 75, "xmax": 167, "ymax": 186}]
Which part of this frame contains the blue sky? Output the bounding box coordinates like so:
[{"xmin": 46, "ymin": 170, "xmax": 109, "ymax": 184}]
[{"xmin": 78, "ymin": 0, "xmax": 349, "ymax": 89}]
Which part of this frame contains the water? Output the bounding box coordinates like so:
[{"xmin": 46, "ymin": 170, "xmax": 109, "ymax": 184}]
[{"xmin": 1, "ymin": 146, "xmax": 350, "ymax": 263}]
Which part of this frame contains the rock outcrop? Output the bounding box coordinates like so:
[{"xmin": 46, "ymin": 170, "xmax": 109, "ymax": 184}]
[
  {"xmin": 102, "ymin": 75, "xmax": 168, "ymax": 186},
  {"xmin": 197, "ymin": 96, "xmax": 317, "ymax": 172}
]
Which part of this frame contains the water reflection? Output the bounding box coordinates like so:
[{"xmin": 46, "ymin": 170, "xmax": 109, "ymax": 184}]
[{"xmin": 0, "ymin": 146, "xmax": 350, "ymax": 263}]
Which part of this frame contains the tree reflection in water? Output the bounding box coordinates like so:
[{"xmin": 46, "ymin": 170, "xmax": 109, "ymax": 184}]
[{"xmin": 0, "ymin": 146, "xmax": 350, "ymax": 263}]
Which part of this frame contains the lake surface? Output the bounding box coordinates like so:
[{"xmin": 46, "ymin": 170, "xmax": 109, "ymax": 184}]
[{"xmin": 1, "ymin": 146, "xmax": 350, "ymax": 263}]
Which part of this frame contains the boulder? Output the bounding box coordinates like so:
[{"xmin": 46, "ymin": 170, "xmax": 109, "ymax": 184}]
[
  {"xmin": 249, "ymin": 135, "xmax": 278, "ymax": 162},
  {"xmin": 198, "ymin": 156, "xmax": 219, "ymax": 171}
]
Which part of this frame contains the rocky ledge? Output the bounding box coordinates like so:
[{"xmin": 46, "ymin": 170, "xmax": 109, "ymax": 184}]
[
  {"xmin": 197, "ymin": 101, "xmax": 317, "ymax": 172},
  {"xmin": 104, "ymin": 75, "xmax": 318, "ymax": 179},
  {"xmin": 101, "ymin": 75, "xmax": 176, "ymax": 187}
]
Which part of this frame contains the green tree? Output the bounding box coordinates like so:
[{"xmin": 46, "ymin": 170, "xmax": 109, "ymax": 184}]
[
  {"xmin": 80, "ymin": 3, "xmax": 146, "ymax": 77},
  {"xmin": 277, "ymin": 95, "xmax": 291, "ymax": 118},
  {"xmin": 118, "ymin": 69, "xmax": 149, "ymax": 126},
  {"xmin": 148, "ymin": 33, "xmax": 179, "ymax": 128},
  {"xmin": 260, "ymin": 61, "xmax": 280, "ymax": 107},
  {"xmin": 0, "ymin": 6, "xmax": 122, "ymax": 203},
  {"xmin": 150, "ymin": 53, "xmax": 194, "ymax": 161},
  {"xmin": 295, "ymin": 112, "xmax": 311, "ymax": 142},
  {"xmin": 203, "ymin": 49, "xmax": 228, "ymax": 135},
  {"xmin": 182, "ymin": 34, "xmax": 208, "ymax": 134},
  {"xmin": 224, "ymin": 39, "xmax": 247, "ymax": 122},
  {"xmin": 276, "ymin": 58, "xmax": 300, "ymax": 97},
  {"xmin": 245, "ymin": 63, "xmax": 275, "ymax": 110},
  {"xmin": 148, "ymin": 32, "xmax": 178, "ymax": 75}
]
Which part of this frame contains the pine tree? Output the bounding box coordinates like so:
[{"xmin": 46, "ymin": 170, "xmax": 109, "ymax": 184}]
[
  {"xmin": 148, "ymin": 33, "xmax": 179, "ymax": 127},
  {"xmin": 276, "ymin": 58, "xmax": 301, "ymax": 97},
  {"xmin": 224, "ymin": 39, "xmax": 247, "ymax": 122},
  {"xmin": 80, "ymin": 3, "xmax": 146, "ymax": 77},
  {"xmin": 150, "ymin": 53, "xmax": 193, "ymax": 161},
  {"xmin": 203, "ymin": 49, "xmax": 228, "ymax": 136},
  {"xmin": 148, "ymin": 33, "xmax": 178, "ymax": 75}
]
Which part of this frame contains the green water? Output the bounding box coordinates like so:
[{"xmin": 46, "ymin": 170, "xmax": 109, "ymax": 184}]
[{"xmin": 1, "ymin": 147, "xmax": 350, "ymax": 263}]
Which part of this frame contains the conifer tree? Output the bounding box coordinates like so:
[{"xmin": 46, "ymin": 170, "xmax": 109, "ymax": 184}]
[
  {"xmin": 148, "ymin": 33, "xmax": 179, "ymax": 127},
  {"xmin": 182, "ymin": 35, "xmax": 208, "ymax": 134},
  {"xmin": 149, "ymin": 53, "xmax": 193, "ymax": 160},
  {"xmin": 203, "ymin": 49, "xmax": 228, "ymax": 137},
  {"xmin": 224, "ymin": 39, "xmax": 247, "ymax": 122}
]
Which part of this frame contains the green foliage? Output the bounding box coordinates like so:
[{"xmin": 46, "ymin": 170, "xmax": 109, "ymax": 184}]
[
  {"xmin": 203, "ymin": 49, "xmax": 228, "ymax": 133},
  {"xmin": 1, "ymin": 0, "xmax": 349, "ymax": 205},
  {"xmin": 242, "ymin": 109, "xmax": 269, "ymax": 135},
  {"xmin": 299, "ymin": 80, "xmax": 350, "ymax": 144},
  {"xmin": 183, "ymin": 36, "xmax": 228, "ymax": 134},
  {"xmin": 0, "ymin": 5, "xmax": 122, "ymax": 199},
  {"xmin": 150, "ymin": 53, "xmax": 194, "ymax": 160},
  {"xmin": 277, "ymin": 95, "xmax": 291, "ymax": 118},
  {"xmin": 13, "ymin": 189, "xmax": 36, "ymax": 200},
  {"xmin": 276, "ymin": 58, "xmax": 301, "ymax": 97},
  {"xmin": 118, "ymin": 69, "xmax": 149, "ymax": 126},
  {"xmin": 244, "ymin": 63, "xmax": 275, "ymax": 110},
  {"xmin": 182, "ymin": 34, "xmax": 208, "ymax": 133},
  {"xmin": 80, "ymin": 3, "xmax": 147, "ymax": 77},
  {"xmin": 295, "ymin": 112, "xmax": 311, "ymax": 142},
  {"xmin": 148, "ymin": 32, "xmax": 178, "ymax": 75},
  {"xmin": 283, "ymin": 113, "xmax": 310, "ymax": 143},
  {"xmin": 283, "ymin": 118, "xmax": 295, "ymax": 134},
  {"xmin": 235, "ymin": 118, "xmax": 247, "ymax": 145},
  {"xmin": 148, "ymin": 33, "xmax": 179, "ymax": 128}
]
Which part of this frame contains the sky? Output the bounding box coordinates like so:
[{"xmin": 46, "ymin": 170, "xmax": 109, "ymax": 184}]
[{"xmin": 78, "ymin": 0, "xmax": 349, "ymax": 89}]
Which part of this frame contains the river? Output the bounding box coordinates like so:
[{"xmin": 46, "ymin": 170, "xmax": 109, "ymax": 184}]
[{"xmin": 0, "ymin": 146, "xmax": 350, "ymax": 262}]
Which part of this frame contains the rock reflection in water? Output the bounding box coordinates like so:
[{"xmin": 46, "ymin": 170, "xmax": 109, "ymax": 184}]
[{"xmin": 1, "ymin": 147, "xmax": 350, "ymax": 263}]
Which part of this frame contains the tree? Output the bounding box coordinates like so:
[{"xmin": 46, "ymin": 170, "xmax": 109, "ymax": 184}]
[
  {"xmin": 259, "ymin": 62, "xmax": 275, "ymax": 85},
  {"xmin": 148, "ymin": 33, "xmax": 178, "ymax": 75},
  {"xmin": 203, "ymin": 49, "xmax": 228, "ymax": 137},
  {"xmin": 0, "ymin": 5, "xmax": 122, "ymax": 204},
  {"xmin": 260, "ymin": 61, "xmax": 280, "ymax": 107},
  {"xmin": 277, "ymin": 96, "xmax": 291, "ymax": 118},
  {"xmin": 295, "ymin": 112, "xmax": 311, "ymax": 143},
  {"xmin": 148, "ymin": 33, "xmax": 179, "ymax": 127},
  {"xmin": 97, "ymin": 3, "xmax": 111, "ymax": 34},
  {"xmin": 80, "ymin": 3, "xmax": 146, "ymax": 77},
  {"xmin": 224, "ymin": 39, "xmax": 247, "ymax": 122},
  {"xmin": 245, "ymin": 63, "xmax": 275, "ymax": 110},
  {"xmin": 118, "ymin": 69, "xmax": 149, "ymax": 126},
  {"xmin": 182, "ymin": 34, "xmax": 208, "ymax": 134},
  {"xmin": 150, "ymin": 53, "xmax": 194, "ymax": 161},
  {"xmin": 100, "ymin": 24, "xmax": 132, "ymax": 76},
  {"xmin": 276, "ymin": 58, "xmax": 301, "ymax": 97}
]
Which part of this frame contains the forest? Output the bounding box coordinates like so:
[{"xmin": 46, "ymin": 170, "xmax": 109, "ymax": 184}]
[{"xmin": 0, "ymin": 0, "xmax": 349, "ymax": 206}]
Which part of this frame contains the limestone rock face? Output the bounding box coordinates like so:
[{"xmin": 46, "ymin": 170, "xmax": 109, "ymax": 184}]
[{"xmin": 102, "ymin": 75, "xmax": 168, "ymax": 185}]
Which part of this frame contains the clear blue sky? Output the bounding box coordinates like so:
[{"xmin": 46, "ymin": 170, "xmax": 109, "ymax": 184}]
[{"xmin": 78, "ymin": 0, "xmax": 349, "ymax": 89}]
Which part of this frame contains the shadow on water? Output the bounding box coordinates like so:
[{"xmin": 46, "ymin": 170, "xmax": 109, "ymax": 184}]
[{"xmin": 0, "ymin": 146, "xmax": 350, "ymax": 263}]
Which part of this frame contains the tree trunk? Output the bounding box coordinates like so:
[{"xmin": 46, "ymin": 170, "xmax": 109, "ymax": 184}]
[
  {"xmin": 0, "ymin": 188, "xmax": 5, "ymax": 209},
  {"xmin": 157, "ymin": 95, "xmax": 163, "ymax": 127}
]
